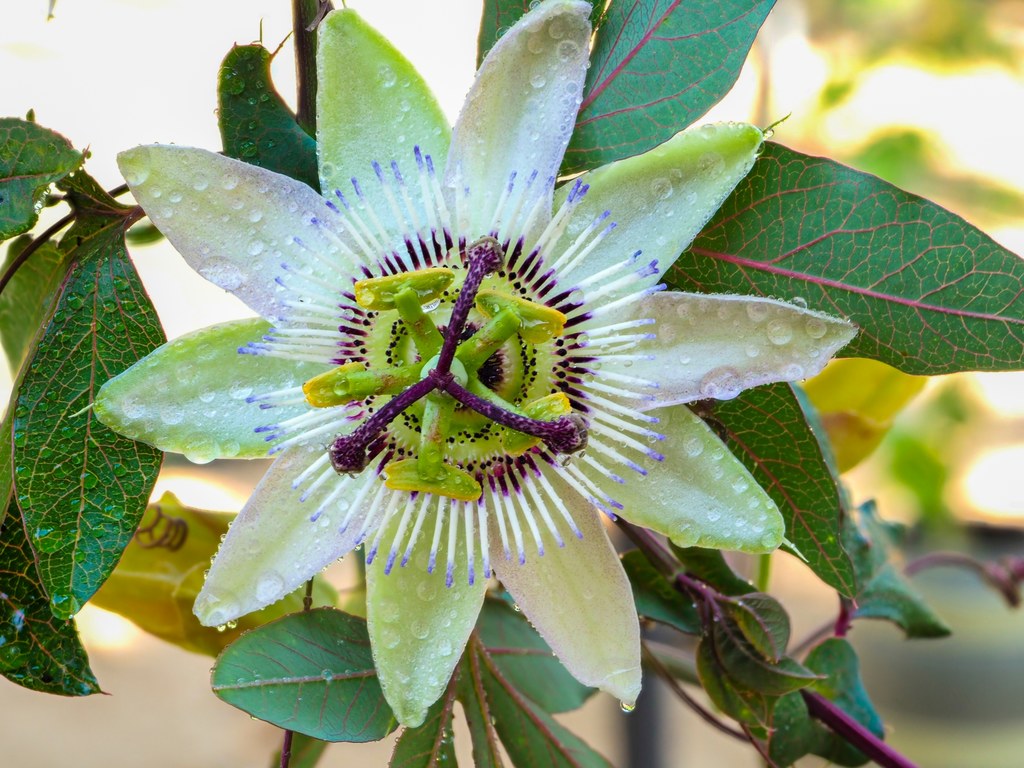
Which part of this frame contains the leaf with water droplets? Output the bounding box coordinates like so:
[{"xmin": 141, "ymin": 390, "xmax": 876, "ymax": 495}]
[
  {"xmin": 0, "ymin": 497, "xmax": 100, "ymax": 695},
  {"xmin": 692, "ymin": 383, "xmax": 857, "ymax": 597},
  {"xmin": 218, "ymin": 45, "xmax": 319, "ymax": 190},
  {"xmin": 477, "ymin": 1, "xmax": 606, "ymax": 66},
  {"xmin": 562, "ymin": 0, "xmax": 776, "ymax": 174},
  {"xmin": 0, "ymin": 117, "xmax": 82, "ymax": 241},
  {"xmin": 0, "ymin": 235, "xmax": 68, "ymax": 374},
  {"xmin": 675, "ymin": 141, "xmax": 1024, "ymax": 374},
  {"xmin": 390, "ymin": 681, "xmax": 459, "ymax": 768},
  {"xmin": 212, "ymin": 608, "xmax": 398, "ymax": 742},
  {"xmin": 12, "ymin": 172, "xmax": 164, "ymax": 619}
]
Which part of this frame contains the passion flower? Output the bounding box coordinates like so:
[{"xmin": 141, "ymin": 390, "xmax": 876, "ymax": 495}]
[{"xmin": 96, "ymin": 0, "xmax": 855, "ymax": 725}]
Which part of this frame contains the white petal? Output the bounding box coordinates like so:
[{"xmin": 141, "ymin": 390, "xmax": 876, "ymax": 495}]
[
  {"xmin": 446, "ymin": 0, "xmax": 591, "ymax": 242},
  {"xmin": 317, "ymin": 9, "xmax": 450, "ymax": 241},
  {"xmin": 367, "ymin": 506, "xmax": 487, "ymax": 726},
  {"xmin": 605, "ymin": 406, "xmax": 785, "ymax": 553},
  {"xmin": 118, "ymin": 145, "xmax": 360, "ymax": 319},
  {"xmin": 550, "ymin": 123, "xmax": 763, "ymax": 294},
  {"xmin": 590, "ymin": 291, "xmax": 856, "ymax": 409},
  {"xmin": 193, "ymin": 444, "xmax": 377, "ymax": 626},
  {"xmin": 492, "ymin": 467, "xmax": 642, "ymax": 706}
]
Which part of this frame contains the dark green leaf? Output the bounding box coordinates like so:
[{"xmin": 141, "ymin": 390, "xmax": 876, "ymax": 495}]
[
  {"xmin": 12, "ymin": 176, "xmax": 164, "ymax": 619},
  {"xmin": 676, "ymin": 142, "xmax": 1024, "ymax": 374},
  {"xmin": 562, "ymin": 0, "xmax": 775, "ymax": 174},
  {"xmin": 693, "ymin": 383, "xmax": 856, "ymax": 596},
  {"xmin": 219, "ymin": 45, "xmax": 319, "ymax": 190},
  {"xmin": 0, "ymin": 235, "xmax": 68, "ymax": 374},
  {"xmin": 0, "ymin": 496, "xmax": 99, "ymax": 695},
  {"xmin": 711, "ymin": 619, "xmax": 817, "ymax": 696},
  {"xmin": 476, "ymin": 636, "xmax": 613, "ymax": 768},
  {"xmin": 670, "ymin": 545, "xmax": 753, "ymax": 595},
  {"xmin": 0, "ymin": 118, "xmax": 81, "ymax": 240},
  {"xmin": 212, "ymin": 608, "xmax": 398, "ymax": 742},
  {"xmin": 457, "ymin": 648, "xmax": 504, "ymax": 768},
  {"xmin": 804, "ymin": 638, "xmax": 883, "ymax": 766},
  {"xmin": 477, "ymin": 1, "xmax": 606, "ymax": 66},
  {"xmin": 695, "ymin": 637, "xmax": 776, "ymax": 733},
  {"xmin": 476, "ymin": 598, "xmax": 591, "ymax": 714},
  {"xmin": 390, "ymin": 683, "xmax": 459, "ymax": 768},
  {"xmin": 621, "ymin": 549, "xmax": 699, "ymax": 633},
  {"xmin": 270, "ymin": 733, "xmax": 329, "ymax": 768},
  {"xmin": 728, "ymin": 592, "xmax": 790, "ymax": 662},
  {"xmin": 768, "ymin": 692, "xmax": 824, "ymax": 767},
  {"xmin": 845, "ymin": 502, "xmax": 950, "ymax": 638}
]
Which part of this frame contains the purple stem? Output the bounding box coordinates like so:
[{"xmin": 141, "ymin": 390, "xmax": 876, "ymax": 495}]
[
  {"xmin": 802, "ymin": 691, "xmax": 920, "ymax": 768},
  {"xmin": 435, "ymin": 237, "xmax": 503, "ymax": 372}
]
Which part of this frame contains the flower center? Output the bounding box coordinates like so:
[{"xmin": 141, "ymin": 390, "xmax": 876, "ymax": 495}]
[{"xmin": 301, "ymin": 236, "xmax": 587, "ymax": 501}]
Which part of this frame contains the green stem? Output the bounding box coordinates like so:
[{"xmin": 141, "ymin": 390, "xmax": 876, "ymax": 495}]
[{"xmin": 755, "ymin": 552, "xmax": 772, "ymax": 592}]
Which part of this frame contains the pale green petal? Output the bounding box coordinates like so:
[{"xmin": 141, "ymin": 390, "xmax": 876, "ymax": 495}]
[
  {"xmin": 367, "ymin": 506, "xmax": 487, "ymax": 726},
  {"xmin": 95, "ymin": 319, "xmax": 329, "ymax": 462},
  {"xmin": 592, "ymin": 292, "xmax": 856, "ymax": 410},
  {"xmin": 194, "ymin": 444, "xmax": 377, "ymax": 626},
  {"xmin": 553, "ymin": 123, "xmax": 763, "ymax": 295},
  {"xmin": 118, "ymin": 145, "xmax": 359, "ymax": 319},
  {"xmin": 447, "ymin": 0, "xmax": 591, "ymax": 242},
  {"xmin": 606, "ymin": 406, "xmax": 784, "ymax": 553},
  {"xmin": 491, "ymin": 469, "xmax": 642, "ymax": 706},
  {"xmin": 317, "ymin": 9, "xmax": 450, "ymax": 238}
]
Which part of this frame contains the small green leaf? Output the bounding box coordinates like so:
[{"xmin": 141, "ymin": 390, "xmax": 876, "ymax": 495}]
[
  {"xmin": 695, "ymin": 637, "xmax": 776, "ymax": 733},
  {"xmin": 805, "ymin": 638, "xmax": 884, "ymax": 766},
  {"xmin": 0, "ymin": 235, "xmax": 68, "ymax": 374},
  {"xmin": 676, "ymin": 142, "xmax": 1024, "ymax": 374},
  {"xmin": 457, "ymin": 649, "xmax": 504, "ymax": 768},
  {"xmin": 728, "ymin": 592, "xmax": 790, "ymax": 663},
  {"xmin": 476, "ymin": 635, "xmax": 613, "ymax": 768},
  {"xmin": 476, "ymin": 598, "xmax": 592, "ymax": 714},
  {"xmin": 13, "ymin": 174, "xmax": 164, "ymax": 619},
  {"xmin": 562, "ymin": 0, "xmax": 776, "ymax": 174},
  {"xmin": 219, "ymin": 45, "xmax": 319, "ymax": 190},
  {"xmin": 768, "ymin": 691, "xmax": 825, "ymax": 767},
  {"xmin": 845, "ymin": 502, "xmax": 951, "ymax": 638},
  {"xmin": 390, "ymin": 683, "xmax": 459, "ymax": 768},
  {"xmin": 711, "ymin": 619, "xmax": 818, "ymax": 696},
  {"xmin": 91, "ymin": 491, "xmax": 337, "ymax": 656},
  {"xmin": 211, "ymin": 608, "xmax": 398, "ymax": 742},
  {"xmin": 0, "ymin": 497, "xmax": 99, "ymax": 695},
  {"xmin": 0, "ymin": 118, "xmax": 81, "ymax": 241},
  {"xmin": 620, "ymin": 549, "xmax": 700, "ymax": 634},
  {"xmin": 692, "ymin": 383, "xmax": 856, "ymax": 597}
]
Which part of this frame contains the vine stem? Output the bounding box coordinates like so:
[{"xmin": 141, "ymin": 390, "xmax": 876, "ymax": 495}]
[
  {"xmin": 292, "ymin": 0, "xmax": 332, "ymax": 136},
  {"xmin": 614, "ymin": 519, "xmax": 921, "ymax": 768},
  {"xmin": 279, "ymin": 579, "xmax": 316, "ymax": 768}
]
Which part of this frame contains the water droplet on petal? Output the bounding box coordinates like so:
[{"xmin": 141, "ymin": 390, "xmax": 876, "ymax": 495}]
[
  {"xmin": 766, "ymin": 319, "xmax": 792, "ymax": 345},
  {"xmin": 805, "ymin": 317, "xmax": 827, "ymax": 339},
  {"xmin": 255, "ymin": 570, "xmax": 285, "ymax": 602},
  {"xmin": 699, "ymin": 366, "xmax": 742, "ymax": 400},
  {"xmin": 620, "ymin": 701, "xmax": 636, "ymax": 713}
]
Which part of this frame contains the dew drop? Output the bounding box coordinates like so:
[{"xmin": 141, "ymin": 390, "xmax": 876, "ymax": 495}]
[
  {"xmin": 766, "ymin": 319, "xmax": 792, "ymax": 345},
  {"xmin": 620, "ymin": 701, "xmax": 636, "ymax": 713},
  {"xmin": 682, "ymin": 436, "xmax": 704, "ymax": 457},
  {"xmin": 805, "ymin": 317, "xmax": 827, "ymax": 339},
  {"xmin": 746, "ymin": 302, "xmax": 770, "ymax": 323},
  {"xmin": 698, "ymin": 152, "xmax": 725, "ymax": 177},
  {"xmin": 202, "ymin": 260, "xmax": 244, "ymax": 291},
  {"xmin": 222, "ymin": 176, "xmax": 240, "ymax": 191},
  {"xmin": 529, "ymin": 72, "xmax": 547, "ymax": 89},
  {"xmin": 378, "ymin": 64, "xmax": 397, "ymax": 88},
  {"xmin": 556, "ymin": 39, "xmax": 580, "ymax": 61},
  {"xmin": 410, "ymin": 620, "xmax": 430, "ymax": 640},
  {"xmin": 650, "ymin": 177, "xmax": 673, "ymax": 200},
  {"xmin": 255, "ymin": 571, "xmax": 285, "ymax": 602},
  {"xmin": 699, "ymin": 366, "xmax": 742, "ymax": 400},
  {"xmin": 791, "ymin": 296, "xmax": 807, "ymax": 309}
]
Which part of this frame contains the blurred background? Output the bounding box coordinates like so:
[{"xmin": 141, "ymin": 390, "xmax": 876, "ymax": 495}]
[{"xmin": 1, "ymin": 0, "xmax": 1022, "ymax": 765}]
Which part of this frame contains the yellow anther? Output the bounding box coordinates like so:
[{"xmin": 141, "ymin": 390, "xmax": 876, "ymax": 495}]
[
  {"xmin": 354, "ymin": 267, "xmax": 454, "ymax": 310},
  {"xmin": 302, "ymin": 362, "xmax": 418, "ymax": 407},
  {"xmin": 502, "ymin": 392, "xmax": 573, "ymax": 455},
  {"xmin": 475, "ymin": 290, "xmax": 567, "ymax": 343},
  {"xmin": 383, "ymin": 458, "xmax": 482, "ymax": 501}
]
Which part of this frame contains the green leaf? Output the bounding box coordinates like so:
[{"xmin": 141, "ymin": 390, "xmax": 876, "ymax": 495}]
[
  {"xmin": 710, "ymin": 618, "xmax": 818, "ymax": 696},
  {"xmin": 457, "ymin": 648, "xmax": 504, "ymax": 768},
  {"xmin": 12, "ymin": 175, "xmax": 164, "ymax": 619},
  {"xmin": 845, "ymin": 501, "xmax": 951, "ymax": 638},
  {"xmin": 390, "ymin": 683, "xmax": 459, "ymax": 768},
  {"xmin": 695, "ymin": 637, "xmax": 776, "ymax": 733},
  {"xmin": 676, "ymin": 142, "xmax": 1024, "ymax": 374},
  {"xmin": 474, "ymin": 635, "xmax": 613, "ymax": 768},
  {"xmin": 692, "ymin": 383, "xmax": 856, "ymax": 596},
  {"xmin": 670, "ymin": 545, "xmax": 754, "ymax": 596},
  {"xmin": 0, "ymin": 118, "xmax": 81, "ymax": 241},
  {"xmin": 804, "ymin": 638, "xmax": 883, "ymax": 766},
  {"xmin": 218, "ymin": 45, "xmax": 319, "ymax": 190},
  {"xmin": 476, "ymin": 1, "xmax": 606, "ymax": 66},
  {"xmin": 620, "ymin": 549, "xmax": 700, "ymax": 634},
  {"xmin": 476, "ymin": 598, "xmax": 592, "ymax": 714},
  {"xmin": 768, "ymin": 692, "xmax": 824, "ymax": 767},
  {"xmin": 270, "ymin": 733, "xmax": 329, "ymax": 768},
  {"xmin": 0, "ymin": 235, "xmax": 68, "ymax": 374},
  {"xmin": 0, "ymin": 497, "xmax": 99, "ymax": 695},
  {"xmin": 91, "ymin": 491, "xmax": 337, "ymax": 656},
  {"xmin": 212, "ymin": 608, "xmax": 398, "ymax": 742},
  {"xmin": 562, "ymin": 0, "xmax": 776, "ymax": 175},
  {"xmin": 728, "ymin": 592, "xmax": 790, "ymax": 663}
]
